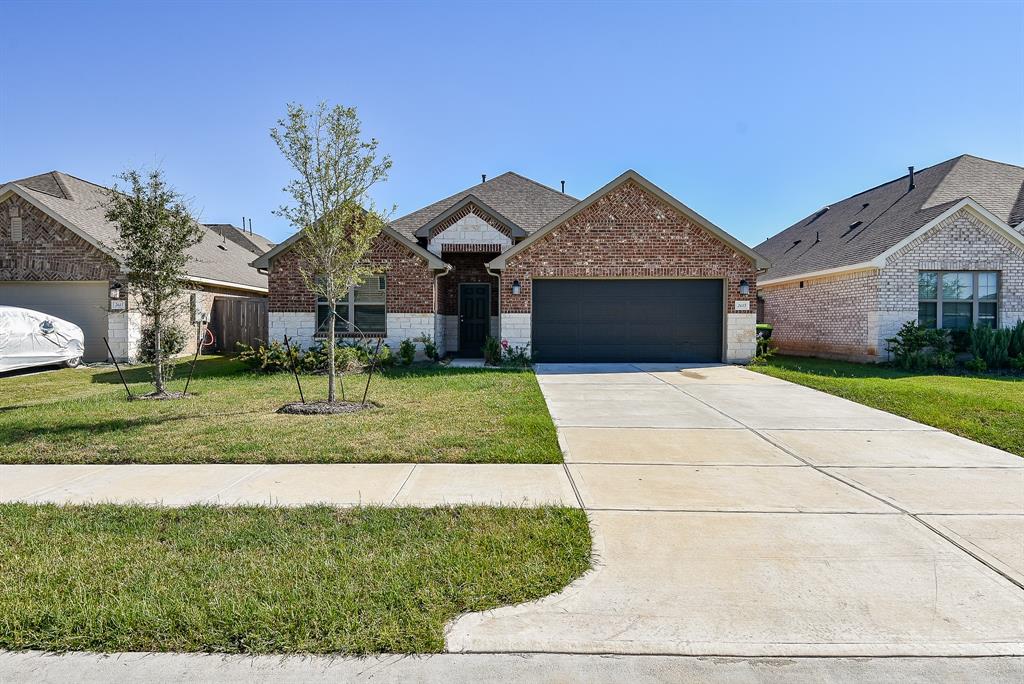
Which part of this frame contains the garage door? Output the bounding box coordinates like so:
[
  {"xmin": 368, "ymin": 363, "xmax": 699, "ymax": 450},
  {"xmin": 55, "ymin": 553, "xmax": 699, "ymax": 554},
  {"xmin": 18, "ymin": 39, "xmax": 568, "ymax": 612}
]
[
  {"xmin": 532, "ymin": 279, "xmax": 723, "ymax": 363},
  {"xmin": 0, "ymin": 282, "xmax": 109, "ymax": 362}
]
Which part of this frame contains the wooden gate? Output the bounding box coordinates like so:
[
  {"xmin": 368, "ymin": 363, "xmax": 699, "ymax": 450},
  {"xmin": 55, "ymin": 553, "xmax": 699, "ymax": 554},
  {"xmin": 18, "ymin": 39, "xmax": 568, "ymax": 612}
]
[{"xmin": 209, "ymin": 297, "xmax": 268, "ymax": 352}]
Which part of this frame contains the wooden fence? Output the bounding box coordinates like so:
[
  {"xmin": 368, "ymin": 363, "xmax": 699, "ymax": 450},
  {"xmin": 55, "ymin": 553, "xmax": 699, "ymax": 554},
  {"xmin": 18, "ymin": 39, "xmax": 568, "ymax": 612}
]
[{"xmin": 209, "ymin": 296, "xmax": 268, "ymax": 353}]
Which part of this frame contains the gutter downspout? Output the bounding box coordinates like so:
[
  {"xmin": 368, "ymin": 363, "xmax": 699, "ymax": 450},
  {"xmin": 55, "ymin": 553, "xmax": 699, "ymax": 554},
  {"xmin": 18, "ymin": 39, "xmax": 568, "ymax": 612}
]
[
  {"xmin": 435, "ymin": 262, "xmax": 454, "ymax": 355},
  {"xmin": 485, "ymin": 263, "xmax": 502, "ymax": 341}
]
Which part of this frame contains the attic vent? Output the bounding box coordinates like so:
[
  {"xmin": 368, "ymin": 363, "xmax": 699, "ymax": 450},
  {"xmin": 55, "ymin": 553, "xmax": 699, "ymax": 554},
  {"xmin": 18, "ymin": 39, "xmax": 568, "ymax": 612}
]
[
  {"xmin": 10, "ymin": 217, "xmax": 22, "ymax": 241},
  {"xmin": 849, "ymin": 221, "xmax": 862, "ymax": 231},
  {"xmin": 792, "ymin": 239, "xmax": 802, "ymax": 246},
  {"xmin": 217, "ymin": 243, "xmax": 227, "ymax": 251}
]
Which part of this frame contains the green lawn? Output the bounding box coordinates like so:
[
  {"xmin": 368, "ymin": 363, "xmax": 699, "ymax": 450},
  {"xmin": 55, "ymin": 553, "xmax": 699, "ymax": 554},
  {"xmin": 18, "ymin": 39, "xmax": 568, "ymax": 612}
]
[
  {"xmin": 0, "ymin": 357, "xmax": 560, "ymax": 464},
  {"xmin": 753, "ymin": 356, "xmax": 1024, "ymax": 457},
  {"xmin": 0, "ymin": 504, "xmax": 590, "ymax": 654}
]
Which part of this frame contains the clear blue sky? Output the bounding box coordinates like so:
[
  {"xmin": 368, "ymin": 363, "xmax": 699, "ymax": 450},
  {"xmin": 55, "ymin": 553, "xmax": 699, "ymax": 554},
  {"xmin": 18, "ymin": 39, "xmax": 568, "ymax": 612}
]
[{"xmin": 2, "ymin": 1, "xmax": 1022, "ymax": 246}]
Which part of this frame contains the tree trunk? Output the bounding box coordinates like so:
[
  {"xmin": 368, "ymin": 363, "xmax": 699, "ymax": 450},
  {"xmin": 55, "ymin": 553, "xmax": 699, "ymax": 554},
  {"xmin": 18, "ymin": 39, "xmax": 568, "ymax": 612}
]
[
  {"xmin": 153, "ymin": 310, "xmax": 164, "ymax": 394},
  {"xmin": 327, "ymin": 297, "xmax": 337, "ymax": 403}
]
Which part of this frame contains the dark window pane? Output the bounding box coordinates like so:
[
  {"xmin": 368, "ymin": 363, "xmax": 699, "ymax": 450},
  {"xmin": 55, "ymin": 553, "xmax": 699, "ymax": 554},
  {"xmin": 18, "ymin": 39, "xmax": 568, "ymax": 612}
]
[
  {"xmin": 978, "ymin": 272, "xmax": 998, "ymax": 300},
  {"xmin": 918, "ymin": 272, "xmax": 937, "ymax": 300},
  {"xmin": 317, "ymin": 303, "xmax": 349, "ymax": 334},
  {"xmin": 918, "ymin": 302, "xmax": 937, "ymax": 328},
  {"xmin": 353, "ymin": 305, "xmax": 386, "ymax": 333},
  {"xmin": 978, "ymin": 302, "xmax": 997, "ymax": 328},
  {"xmin": 942, "ymin": 272, "xmax": 973, "ymax": 301},
  {"xmin": 942, "ymin": 301, "xmax": 973, "ymax": 329}
]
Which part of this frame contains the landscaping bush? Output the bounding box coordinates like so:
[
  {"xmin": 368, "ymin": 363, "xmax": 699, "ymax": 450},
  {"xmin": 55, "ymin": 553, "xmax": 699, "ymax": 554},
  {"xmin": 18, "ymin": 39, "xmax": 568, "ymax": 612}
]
[
  {"xmin": 1009, "ymin": 319, "xmax": 1024, "ymax": 359},
  {"xmin": 398, "ymin": 339, "xmax": 416, "ymax": 366},
  {"xmin": 237, "ymin": 340, "xmax": 392, "ymax": 374},
  {"xmin": 501, "ymin": 339, "xmax": 531, "ymax": 367},
  {"xmin": 969, "ymin": 325, "xmax": 1011, "ymax": 369},
  {"xmin": 964, "ymin": 356, "xmax": 988, "ymax": 373},
  {"xmin": 139, "ymin": 324, "xmax": 187, "ymax": 364},
  {"xmin": 418, "ymin": 335, "xmax": 439, "ymax": 362},
  {"xmin": 482, "ymin": 336, "xmax": 502, "ymax": 366},
  {"xmin": 885, "ymin": 321, "xmax": 951, "ymax": 371}
]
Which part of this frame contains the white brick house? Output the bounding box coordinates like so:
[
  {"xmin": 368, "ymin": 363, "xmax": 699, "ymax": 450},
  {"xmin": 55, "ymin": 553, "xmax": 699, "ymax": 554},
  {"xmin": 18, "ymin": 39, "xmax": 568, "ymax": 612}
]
[{"xmin": 756, "ymin": 155, "xmax": 1024, "ymax": 362}]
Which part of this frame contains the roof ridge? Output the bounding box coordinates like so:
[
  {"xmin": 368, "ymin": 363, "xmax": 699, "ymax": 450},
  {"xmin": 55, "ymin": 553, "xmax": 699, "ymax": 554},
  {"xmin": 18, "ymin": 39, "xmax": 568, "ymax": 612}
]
[
  {"xmin": 498, "ymin": 171, "xmax": 580, "ymax": 201},
  {"xmin": 956, "ymin": 154, "xmax": 1024, "ymax": 171}
]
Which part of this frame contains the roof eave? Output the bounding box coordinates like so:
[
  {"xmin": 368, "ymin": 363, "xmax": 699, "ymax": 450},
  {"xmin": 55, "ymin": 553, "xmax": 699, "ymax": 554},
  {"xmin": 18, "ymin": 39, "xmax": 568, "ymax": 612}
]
[{"xmin": 251, "ymin": 225, "xmax": 449, "ymax": 270}]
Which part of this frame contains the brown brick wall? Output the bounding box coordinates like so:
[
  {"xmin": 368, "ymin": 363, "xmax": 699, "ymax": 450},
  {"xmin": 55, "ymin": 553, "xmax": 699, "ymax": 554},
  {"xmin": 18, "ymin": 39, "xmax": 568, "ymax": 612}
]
[
  {"xmin": 0, "ymin": 196, "xmax": 119, "ymax": 281},
  {"xmin": 438, "ymin": 252, "xmax": 499, "ymax": 316},
  {"xmin": 760, "ymin": 270, "xmax": 880, "ymax": 361},
  {"xmin": 267, "ymin": 232, "xmax": 437, "ymax": 313},
  {"xmin": 498, "ymin": 179, "xmax": 757, "ymax": 313}
]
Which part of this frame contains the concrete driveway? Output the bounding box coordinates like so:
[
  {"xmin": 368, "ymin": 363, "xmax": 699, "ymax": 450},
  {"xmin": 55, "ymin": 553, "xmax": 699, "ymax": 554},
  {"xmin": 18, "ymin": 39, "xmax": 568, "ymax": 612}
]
[{"xmin": 447, "ymin": 363, "xmax": 1024, "ymax": 657}]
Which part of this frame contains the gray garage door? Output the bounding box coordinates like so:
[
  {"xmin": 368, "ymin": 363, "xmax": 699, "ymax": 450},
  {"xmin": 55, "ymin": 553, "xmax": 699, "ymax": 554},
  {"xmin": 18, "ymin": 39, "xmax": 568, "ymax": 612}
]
[
  {"xmin": 0, "ymin": 281, "xmax": 109, "ymax": 362},
  {"xmin": 532, "ymin": 279, "xmax": 723, "ymax": 363}
]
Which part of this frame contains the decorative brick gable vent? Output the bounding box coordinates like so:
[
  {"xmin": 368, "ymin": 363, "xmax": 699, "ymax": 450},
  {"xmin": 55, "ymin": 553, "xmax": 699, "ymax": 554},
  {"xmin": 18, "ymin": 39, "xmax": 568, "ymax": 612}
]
[{"xmin": 8, "ymin": 204, "xmax": 22, "ymax": 241}]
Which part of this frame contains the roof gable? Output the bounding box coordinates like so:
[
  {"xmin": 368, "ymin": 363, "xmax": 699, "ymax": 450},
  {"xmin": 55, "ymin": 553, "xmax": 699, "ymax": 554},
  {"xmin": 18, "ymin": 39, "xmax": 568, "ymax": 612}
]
[
  {"xmin": 757, "ymin": 155, "xmax": 1024, "ymax": 282},
  {"xmin": 488, "ymin": 170, "xmax": 768, "ymax": 269},
  {"xmin": 2, "ymin": 172, "xmax": 268, "ymax": 292},
  {"xmin": 250, "ymin": 224, "xmax": 447, "ymax": 270},
  {"xmin": 413, "ymin": 195, "xmax": 527, "ymax": 239},
  {"xmin": 389, "ymin": 172, "xmax": 578, "ymax": 241}
]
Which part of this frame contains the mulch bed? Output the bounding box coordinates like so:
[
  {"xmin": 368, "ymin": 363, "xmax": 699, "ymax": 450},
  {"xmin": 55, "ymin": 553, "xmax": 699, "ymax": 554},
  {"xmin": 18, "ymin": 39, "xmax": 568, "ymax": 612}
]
[
  {"xmin": 130, "ymin": 391, "xmax": 192, "ymax": 401},
  {"xmin": 276, "ymin": 401, "xmax": 379, "ymax": 415}
]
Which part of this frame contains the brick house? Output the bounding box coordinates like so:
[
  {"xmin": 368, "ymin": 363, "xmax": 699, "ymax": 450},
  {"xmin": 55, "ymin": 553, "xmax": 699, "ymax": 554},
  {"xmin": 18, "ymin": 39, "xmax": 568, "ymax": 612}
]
[
  {"xmin": 0, "ymin": 171, "xmax": 270, "ymax": 362},
  {"xmin": 253, "ymin": 170, "xmax": 766, "ymax": 363},
  {"xmin": 756, "ymin": 155, "xmax": 1024, "ymax": 362}
]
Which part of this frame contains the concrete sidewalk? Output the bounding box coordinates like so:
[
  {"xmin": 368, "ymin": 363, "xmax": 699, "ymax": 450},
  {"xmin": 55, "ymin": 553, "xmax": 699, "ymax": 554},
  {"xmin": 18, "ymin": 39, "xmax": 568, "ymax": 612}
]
[
  {"xmin": 0, "ymin": 463, "xmax": 579, "ymax": 508},
  {"xmin": 2, "ymin": 651, "xmax": 1021, "ymax": 684},
  {"xmin": 447, "ymin": 363, "xmax": 1024, "ymax": 657}
]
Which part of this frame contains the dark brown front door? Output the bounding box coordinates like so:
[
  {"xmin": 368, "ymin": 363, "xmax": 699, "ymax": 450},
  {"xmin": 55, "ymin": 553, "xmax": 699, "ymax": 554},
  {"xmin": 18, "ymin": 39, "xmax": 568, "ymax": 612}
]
[{"xmin": 459, "ymin": 283, "xmax": 490, "ymax": 356}]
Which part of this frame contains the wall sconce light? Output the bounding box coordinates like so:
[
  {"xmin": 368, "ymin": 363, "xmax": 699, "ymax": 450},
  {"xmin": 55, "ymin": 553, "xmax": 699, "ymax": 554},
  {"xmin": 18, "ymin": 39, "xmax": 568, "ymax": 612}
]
[
  {"xmin": 109, "ymin": 281, "xmax": 123, "ymax": 299},
  {"xmin": 738, "ymin": 279, "xmax": 750, "ymax": 296},
  {"xmin": 511, "ymin": 279, "xmax": 522, "ymax": 295}
]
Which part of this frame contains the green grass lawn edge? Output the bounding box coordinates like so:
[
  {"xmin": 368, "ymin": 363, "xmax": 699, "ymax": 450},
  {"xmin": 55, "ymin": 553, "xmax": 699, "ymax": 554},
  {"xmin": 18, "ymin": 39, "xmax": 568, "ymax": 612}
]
[
  {"xmin": 0, "ymin": 504, "xmax": 592, "ymax": 654},
  {"xmin": 0, "ymin": 356, "xmax": 562, "ymax": 465},
  {"xmin": 752, "ymin": 355, "xmax": 1024, "ymax": 457}
]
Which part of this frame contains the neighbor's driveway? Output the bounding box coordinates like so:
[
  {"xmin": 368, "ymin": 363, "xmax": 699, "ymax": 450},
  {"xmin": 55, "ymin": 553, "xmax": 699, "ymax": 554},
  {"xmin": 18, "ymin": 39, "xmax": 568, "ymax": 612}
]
[{"xmin": 447, "ymin": 363, "xmax": 1024, "ymax": 657}]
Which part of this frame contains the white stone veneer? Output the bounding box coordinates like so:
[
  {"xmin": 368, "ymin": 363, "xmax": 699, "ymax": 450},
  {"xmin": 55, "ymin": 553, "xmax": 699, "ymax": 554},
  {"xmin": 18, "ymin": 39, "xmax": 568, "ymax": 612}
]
[
  {"xmin": 427, "ymin": 213, "xmax": 512, "ymax": 255},
  {"xmin": 106, "ymin": 310, "xmax": 143, "ymax": 363},
  {"xmin": 269, "ymin": 312, "xmax": 317, "ymax": 348},
  {"xmin": 725, "ymin": 313, "xmax": 757, "ymax": 364},
  {"xmin": 499, "ymin": 313, "xmax": 532, "ymax": 352}
]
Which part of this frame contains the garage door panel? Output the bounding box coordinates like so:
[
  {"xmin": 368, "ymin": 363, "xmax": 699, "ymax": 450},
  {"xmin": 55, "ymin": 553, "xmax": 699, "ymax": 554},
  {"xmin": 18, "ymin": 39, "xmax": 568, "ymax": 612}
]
[
  {"xmin": 532, "ymin": 279, "xmax": 722, "ymax": 363},
  {"xmin": 0, "ymin": 282, "xmax": 109, "ymax": 362}
]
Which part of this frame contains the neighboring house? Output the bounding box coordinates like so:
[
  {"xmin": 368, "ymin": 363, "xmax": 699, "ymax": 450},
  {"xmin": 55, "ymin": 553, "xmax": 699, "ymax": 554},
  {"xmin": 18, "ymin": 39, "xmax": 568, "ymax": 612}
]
[
  {"xmin": 756, "ymin": 155, "xmax": 1024, "ymax": 362},
  {"xmin": 253, "ymin": 170, "xmax": 766, "ymax": 363},
  {"xmin": 205, "ymin": 223, "xmax": 276, "ymax": 255},
  {"xmin": 0, "ymin": 171, "xmax": 270, "ymax": 363}
]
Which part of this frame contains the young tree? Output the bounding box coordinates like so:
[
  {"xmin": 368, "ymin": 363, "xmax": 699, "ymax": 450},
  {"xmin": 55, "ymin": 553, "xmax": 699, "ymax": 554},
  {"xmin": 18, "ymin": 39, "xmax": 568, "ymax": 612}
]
[
  {"xmin": 271, "ymin": 102, "xmax": 392, "ymax": 403},
  {"xmin": 105, "ymin": 170, "xmax": 204, "ymax": 396}
]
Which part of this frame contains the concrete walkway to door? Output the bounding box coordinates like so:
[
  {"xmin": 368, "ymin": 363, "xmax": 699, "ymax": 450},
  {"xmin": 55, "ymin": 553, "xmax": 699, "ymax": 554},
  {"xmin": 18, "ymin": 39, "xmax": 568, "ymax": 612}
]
[{"xmin": 446, "ymin": 363, "xmax": 1024, "ymax": 657}]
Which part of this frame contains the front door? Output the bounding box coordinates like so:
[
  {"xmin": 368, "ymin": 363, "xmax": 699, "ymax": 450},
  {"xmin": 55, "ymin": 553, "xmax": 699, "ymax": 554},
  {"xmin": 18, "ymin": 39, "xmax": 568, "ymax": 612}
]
[{"xmin": 459, "ymin": 283, "xmax": 490, "ymax": 356}]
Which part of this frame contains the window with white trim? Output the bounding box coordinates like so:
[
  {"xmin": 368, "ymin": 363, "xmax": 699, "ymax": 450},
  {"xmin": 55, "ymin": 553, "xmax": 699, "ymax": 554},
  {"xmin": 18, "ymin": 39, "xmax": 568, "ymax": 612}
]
[
  {"xmin": 316, "ymin": 275, "xmax": 386, "ymax": 335},
  {"xmin": 918, "ymin": 271, "xmax": 998, "ymax": 330}
]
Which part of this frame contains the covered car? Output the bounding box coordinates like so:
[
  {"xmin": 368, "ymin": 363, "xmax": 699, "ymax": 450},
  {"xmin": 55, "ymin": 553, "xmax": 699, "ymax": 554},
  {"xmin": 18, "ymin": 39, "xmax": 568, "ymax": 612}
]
[{"xmin": 0, "ymin": 306, "xmax": 86, "ymax": 372}]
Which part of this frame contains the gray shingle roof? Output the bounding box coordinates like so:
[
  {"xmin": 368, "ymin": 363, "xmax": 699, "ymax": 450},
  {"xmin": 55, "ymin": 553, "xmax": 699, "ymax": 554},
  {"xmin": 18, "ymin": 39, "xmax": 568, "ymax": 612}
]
[
  {"xmin": 389, "ymin": 172, "xmax": 579, "ymax": 241},
  {"xmin": 204, "ymin": 223, "xmax": 276, "ymax": 255},
  {"xmin": 7, "ymin": 171, "xmax": 268, "ymax": 291},
  {"xmin": 756, "ymin": 155, "xmax": 1024, "ymax": 282}
]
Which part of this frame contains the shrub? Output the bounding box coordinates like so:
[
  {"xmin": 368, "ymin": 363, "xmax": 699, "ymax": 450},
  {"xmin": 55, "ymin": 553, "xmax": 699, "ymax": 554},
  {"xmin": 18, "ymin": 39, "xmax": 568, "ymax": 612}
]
[
  {"xmin": 482, "ymin": 336, "xmax": 502, "ymax": 365},
  {"xmin": 885, "ymin": 321, "xmax": 950, "ymax": 371},
  {"xmin": 236, "ymin": 341, "xmax": 299, "ymax": 373},
  {"xmin": 398, "ymin": 338, "xmax": 416, "ymax": 366},
  {"xmin": 502, "ymin": 339, "xmax": 531, "ymax": 367},
  {"xmin": 750, "ymin": 336, "xmax": 777, "ymax": 365},
  {"xmin": 417, "ymin": 335, "xmax": 439, "ymax": 362},
  {"xmin": 970, "ymin": 325, "xmax": 1011, "ymax": 369},
  {"xmin": 1010, "ymin": 355, "xmax": 1024, "ymax": 372},
  {"xmin": 1009, "ymin": 319, "xmax": 1024, "ymax": 359},
  {"xmin": 139, "ymin": 324, "xmax": 187, "ymax": 364},
  {"xmin": 964, "ymin": 356, "xmax": 988, "ymax": 373}
]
